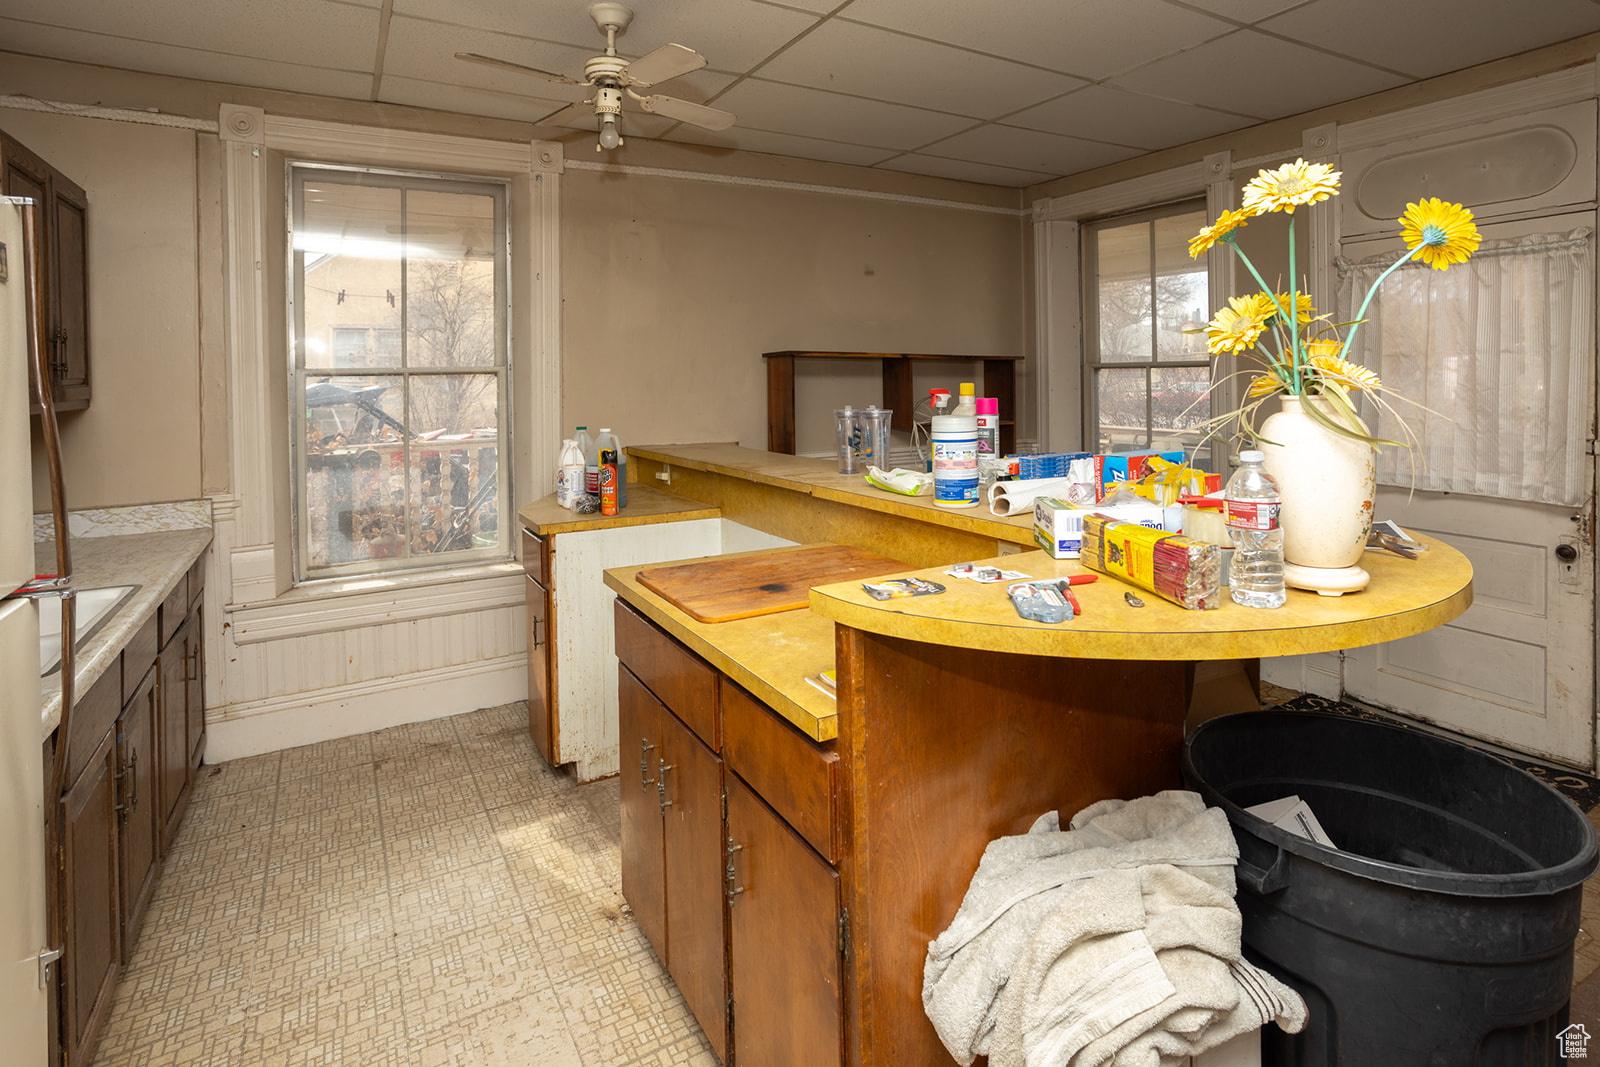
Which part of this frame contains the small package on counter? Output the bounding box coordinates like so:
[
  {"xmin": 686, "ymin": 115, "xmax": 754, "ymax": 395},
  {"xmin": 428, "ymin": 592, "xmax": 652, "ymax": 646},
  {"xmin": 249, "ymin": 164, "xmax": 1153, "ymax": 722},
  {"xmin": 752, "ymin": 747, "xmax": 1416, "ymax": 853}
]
[
  {"xmin": 1033, "ymin": 496, "xmax": 1166, "ymax": 559},
  {"xmin": 1079, "ymin": 512, "xmax": 1221, "ymax": 609}
]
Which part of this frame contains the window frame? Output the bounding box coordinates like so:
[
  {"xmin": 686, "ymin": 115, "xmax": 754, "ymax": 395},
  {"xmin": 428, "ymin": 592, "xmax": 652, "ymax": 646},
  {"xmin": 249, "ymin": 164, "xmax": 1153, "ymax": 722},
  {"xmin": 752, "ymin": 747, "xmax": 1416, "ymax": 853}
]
[
  {"xmin": 287, "ymin": 161, "xmax": 514, "ymax": 584},
  {"xmin": 1079, "ymin": 198, "xmax": 1215, "ymax": 462}
]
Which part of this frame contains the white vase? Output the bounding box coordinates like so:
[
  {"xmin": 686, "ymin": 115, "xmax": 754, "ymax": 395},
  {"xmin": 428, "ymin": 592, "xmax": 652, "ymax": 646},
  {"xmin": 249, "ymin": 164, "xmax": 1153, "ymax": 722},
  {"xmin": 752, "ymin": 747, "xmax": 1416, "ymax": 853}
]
[{"xmin": 1258, "ymin": 394, "xmax": 1377, "ymax": 571}]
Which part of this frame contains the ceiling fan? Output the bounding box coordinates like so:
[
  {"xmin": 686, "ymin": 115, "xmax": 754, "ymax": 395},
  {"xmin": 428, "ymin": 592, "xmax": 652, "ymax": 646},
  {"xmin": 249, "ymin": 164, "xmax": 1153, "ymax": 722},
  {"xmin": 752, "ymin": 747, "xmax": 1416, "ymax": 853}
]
[{"xmin": 456, "ymin": 3, "xmax": 736, "ymax": 152}]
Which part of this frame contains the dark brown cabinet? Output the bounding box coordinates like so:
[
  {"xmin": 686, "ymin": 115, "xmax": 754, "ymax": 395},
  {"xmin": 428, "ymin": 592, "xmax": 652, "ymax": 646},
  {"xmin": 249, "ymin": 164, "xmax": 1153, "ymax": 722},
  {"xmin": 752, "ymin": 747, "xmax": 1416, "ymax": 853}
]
[
  {"xmin": 156, "ymin": 617, "xmax": 190, "ymax": 851},
  {"xmin": 727, "ymin": 774, "xmax": 842, "ymax": 1067},
  {"xmin": 0, "ymin": 128, "xmax": 90, "ymax": 411},
  {"xmin": 117, "ymin": 666, "xmax": 159, "ymax": 961},
  {"xmin": 59, "ymin": 728, "xmax": 119, "ymax": 1067},
  {"xmin": 615, "ymin": 602, "xmax": 728, "ymax": 1063},
  {"xmin": 522, "ymin": 527, "xmax": 555, "ymax": 764},
  {"xmin": 185, "ymin": 596, "xmax": 205, "ymax": 775}
]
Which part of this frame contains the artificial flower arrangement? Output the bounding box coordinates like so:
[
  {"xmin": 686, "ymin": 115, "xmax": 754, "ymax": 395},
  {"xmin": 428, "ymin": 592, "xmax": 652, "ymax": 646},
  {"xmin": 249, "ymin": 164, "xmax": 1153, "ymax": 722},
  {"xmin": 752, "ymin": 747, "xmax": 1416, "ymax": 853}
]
[{"xmin": 1187, "ymin": 158, "xmax": 1482, "ymax": 449}]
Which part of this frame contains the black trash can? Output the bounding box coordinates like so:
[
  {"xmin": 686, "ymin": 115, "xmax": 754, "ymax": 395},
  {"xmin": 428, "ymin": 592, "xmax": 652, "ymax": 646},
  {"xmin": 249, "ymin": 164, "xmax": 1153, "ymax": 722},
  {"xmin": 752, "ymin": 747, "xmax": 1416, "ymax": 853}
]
[{"xmin": 1183, "ymin": 710, "xmax": 1599, "ymax": 1067}]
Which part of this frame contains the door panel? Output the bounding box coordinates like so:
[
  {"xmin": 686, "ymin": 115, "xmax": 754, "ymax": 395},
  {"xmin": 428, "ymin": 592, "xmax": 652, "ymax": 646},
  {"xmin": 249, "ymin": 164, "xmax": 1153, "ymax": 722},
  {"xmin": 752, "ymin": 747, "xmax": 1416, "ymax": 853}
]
[
  {"xmin": 1341, "ymin": 210, "xmax": 1596, "ymax": 768},
  {"xmin": 525, "ymin": 574, "xmax": 554, "ymax": 764},
  {"xmin": 727, "ymin": 773, "xmax": 841, "ymax": 1067},
  {"xmin": 157, "ymin": 623, "xmax": 189, "ymax": 851},
  {"xmin": 0, "ymin": 601, "xmax": 48, "ymax": 1067},
  {"xmin": 61, "ymin": 730, "xmax": 118, "ymax": 1067},
  {"xmin": 618, "ymin": 666, "xmax": 667, "ymax": 965},
  {"xmin": 119, "ymin": 669, "xmax": 159, "ymax": 958},
  {"xmin": 660, "ymin": 708, "xmax": 726, "ymax": 1063}
]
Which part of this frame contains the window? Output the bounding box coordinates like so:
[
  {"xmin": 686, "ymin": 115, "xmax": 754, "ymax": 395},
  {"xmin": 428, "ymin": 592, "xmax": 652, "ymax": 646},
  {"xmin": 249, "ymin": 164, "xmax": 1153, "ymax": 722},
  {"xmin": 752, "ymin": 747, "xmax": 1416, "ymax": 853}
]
[
  {"xmin": 1082, "ymin": 201, "xmax": 1213, "ymax": 459},
  {"xmin": 290, "ymin": 164, "xmax": 510, "ymax": 581}
]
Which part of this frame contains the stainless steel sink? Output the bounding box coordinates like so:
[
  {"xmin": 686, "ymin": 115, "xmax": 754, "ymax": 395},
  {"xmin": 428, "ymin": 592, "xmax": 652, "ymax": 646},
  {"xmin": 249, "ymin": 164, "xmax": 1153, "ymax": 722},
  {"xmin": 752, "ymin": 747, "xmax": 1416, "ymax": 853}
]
[{"xmin": 40, "ymin": 585, "xmax": 138, "ymax": 676}]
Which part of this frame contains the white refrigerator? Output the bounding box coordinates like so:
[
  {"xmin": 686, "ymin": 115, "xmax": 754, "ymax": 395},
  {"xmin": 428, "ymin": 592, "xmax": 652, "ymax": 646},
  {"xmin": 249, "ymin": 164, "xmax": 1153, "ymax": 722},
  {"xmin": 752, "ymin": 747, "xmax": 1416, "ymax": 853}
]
[{"xmin": 0, "ymin": 195, "xmax": 61, "ymax": 1066}]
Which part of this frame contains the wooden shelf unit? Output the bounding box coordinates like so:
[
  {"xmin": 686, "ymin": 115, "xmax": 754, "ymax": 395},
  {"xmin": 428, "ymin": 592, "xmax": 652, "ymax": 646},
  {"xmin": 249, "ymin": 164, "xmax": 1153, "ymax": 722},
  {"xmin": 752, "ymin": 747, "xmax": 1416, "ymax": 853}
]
[{"xmin": 762, "ymin": 351, "xmax": 1022, "ymax": 456}]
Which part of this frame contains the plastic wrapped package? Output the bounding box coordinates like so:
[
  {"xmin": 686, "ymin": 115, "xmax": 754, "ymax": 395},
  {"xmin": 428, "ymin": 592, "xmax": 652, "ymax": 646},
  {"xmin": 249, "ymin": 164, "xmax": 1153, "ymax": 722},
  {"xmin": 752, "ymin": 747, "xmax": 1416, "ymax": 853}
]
[{"xmin": 1080, "ymin": 513, "xmax": 1222, "ymax": 610}]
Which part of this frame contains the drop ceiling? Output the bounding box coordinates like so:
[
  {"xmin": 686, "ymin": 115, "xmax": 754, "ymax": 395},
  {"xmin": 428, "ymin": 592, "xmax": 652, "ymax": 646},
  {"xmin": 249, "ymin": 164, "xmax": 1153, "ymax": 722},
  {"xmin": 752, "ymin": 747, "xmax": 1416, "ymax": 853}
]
[{"xmin": 4, "ymin": 0, "xmax": 1600, "ymax": 188}]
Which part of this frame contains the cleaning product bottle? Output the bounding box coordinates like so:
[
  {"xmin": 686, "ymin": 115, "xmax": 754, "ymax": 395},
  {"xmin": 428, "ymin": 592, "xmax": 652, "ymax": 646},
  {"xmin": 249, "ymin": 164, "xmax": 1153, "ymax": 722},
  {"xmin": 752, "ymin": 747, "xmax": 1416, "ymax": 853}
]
[
  {"xmin": 931, "ymin": 411, "xmax": 979, "ymax": 508},
  {"xmin": 595, "ymin": 428, "xmax": 626, "ymax": 508},
  {"xmin": 953, "ymin": 382, "xmax": 977, "ymax": 418},
  {"xmin": 575, "ymin": 426, "xmax": 596, "ymax": 495},
  {"xmin": 558, "ymin": 438, "xmax": 585, "ymax": 510},
  {"xmin": 599, "ymin": 448, "xmax": 619, "ymax": 516},
  {"xmin": 975, "ymin": 397, "xmax": 999, "ymax": 457}
]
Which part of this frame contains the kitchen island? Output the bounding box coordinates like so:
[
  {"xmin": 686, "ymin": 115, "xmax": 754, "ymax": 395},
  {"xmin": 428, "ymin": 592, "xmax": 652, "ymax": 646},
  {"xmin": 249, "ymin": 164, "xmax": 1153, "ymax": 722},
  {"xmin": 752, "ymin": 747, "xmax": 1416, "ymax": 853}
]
[{"xmin": 604, "ymin": 538, "xmax": 1473, "ymax": 1065}]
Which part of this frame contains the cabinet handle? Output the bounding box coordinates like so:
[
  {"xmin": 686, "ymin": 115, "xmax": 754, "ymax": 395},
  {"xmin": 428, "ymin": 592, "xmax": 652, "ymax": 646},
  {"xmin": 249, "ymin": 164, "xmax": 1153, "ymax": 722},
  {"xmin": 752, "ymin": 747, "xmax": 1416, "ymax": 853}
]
[
  {"xmin": 638, "ymin": 738, "xmax": 656, "ymax": 792},
  {"xmin": 188, "ymin": 644, "xmax": 199, "ymax": 683},
  {"xmin": 657, "ymin": 759, "xmax": 674, "ymax": 815},
  {"xmin": 114, "ymin": 759, "xmax": 127, "ymax": 815},
  {"xmin": 129, "ymin": 748, "xmax": 138, "ymax": 810},
  {"xmin": 50, "ymin": 326, "xmax": 67, "ymax": 378},
  {"xmin": 531, "ymin": 616, "xmax": 542, "ymax": 649},
  {"xmin": 726, "ymin": 837, "xmax": 745, "ymax": 905}
]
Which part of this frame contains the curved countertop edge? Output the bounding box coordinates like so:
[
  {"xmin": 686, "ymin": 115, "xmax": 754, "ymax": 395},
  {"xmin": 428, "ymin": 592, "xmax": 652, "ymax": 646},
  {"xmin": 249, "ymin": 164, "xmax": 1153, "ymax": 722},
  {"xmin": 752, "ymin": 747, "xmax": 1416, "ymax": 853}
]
[
  {"xmin": 38, "ymin": 527, "xmax": 214, "ymax": 737},
  {"xmin": 809, "ymin": 542, "xmax": 1474, "ymax": 661},
  {"xmin": 517, "ymin": 483, "xmax": 721, "ymax": 537},
  {"xmin": 602, "ymin": 555, "xmax": 839, "ymax": 744},
  {"xmin": 626, "ymin": 442, "xmax": 1038, "ymax": 545}
]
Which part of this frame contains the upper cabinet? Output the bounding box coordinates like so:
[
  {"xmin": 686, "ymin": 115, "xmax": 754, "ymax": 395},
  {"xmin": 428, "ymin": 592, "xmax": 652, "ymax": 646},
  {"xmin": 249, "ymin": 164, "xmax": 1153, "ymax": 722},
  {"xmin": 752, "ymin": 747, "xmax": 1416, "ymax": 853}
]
[{"xmin": 0, "ymin": 128, "xmax": 91, "ymax": 412}]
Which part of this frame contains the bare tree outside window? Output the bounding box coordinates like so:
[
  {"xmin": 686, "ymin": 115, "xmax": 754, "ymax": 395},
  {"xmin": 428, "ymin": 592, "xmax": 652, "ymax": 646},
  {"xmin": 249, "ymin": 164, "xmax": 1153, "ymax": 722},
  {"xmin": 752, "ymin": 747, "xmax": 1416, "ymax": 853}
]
[{"xmin": 291, "ymin": 166, "xmax": 510, "ymax": 581}]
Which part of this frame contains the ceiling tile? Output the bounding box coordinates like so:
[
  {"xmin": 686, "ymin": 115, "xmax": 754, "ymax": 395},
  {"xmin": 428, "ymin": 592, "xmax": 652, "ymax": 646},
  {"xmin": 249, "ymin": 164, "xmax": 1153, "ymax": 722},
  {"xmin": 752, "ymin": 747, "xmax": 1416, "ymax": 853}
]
[
  {"xmin": 714, "ymin": 78, "xmax": 976, "ymax": 149},
  {"xmin": 664, "ymin": 125, "xmax": 900, "ymax": 167},
  {"xmin": 920, "ymin": 124, "xmax": 1141, "ymax": 177},
  {"xmin": 1259, "ymin": 0, "xmax": 1600, "ymax": 79},
  {"xmin": 0, "ymin": 0, "xmax": 380, "ymax": 69},
  {"xmin": 873, "ymin": 154, "xmax": 1053, "ymax": 188},
  {"xmin": 838, "ymin": 0, "xmax": 1236, "ymax": 80},
  {"xmin": 1173, "ymin": 0, "xmax": 1308, "ymax": 23},
  {"xmin": 1008, "ymin": 85, "xmax": 1253, "ymax": 150},
  {"xmin": 0, "ymin": 20, "xmax": 375, "ymax": 98},
  {"xmin": 392, "ymin": 0, "xmax": 820, "ymax": 73},
  {"xmin": 754, "ymin": 20, "xmax": 1083, "ymax": 120},
  {"xmin": 1110, "ymin": 28, "xmax": 1407, "ymax": 118},
  {"xmin": 384, "ymin": 16, "xmax": 602, "ymax": 103}
]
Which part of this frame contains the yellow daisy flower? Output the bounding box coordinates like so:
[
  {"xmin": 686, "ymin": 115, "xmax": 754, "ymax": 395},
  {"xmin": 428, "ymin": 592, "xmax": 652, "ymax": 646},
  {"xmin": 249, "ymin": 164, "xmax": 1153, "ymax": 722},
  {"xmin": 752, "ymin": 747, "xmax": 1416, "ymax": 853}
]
[
  {"xmin": 1188, "ymin": 208, "xmax": 1254, "ymax": 259},
  {"xmin": 1272, "ymin": 292, "xmax": 1317, "ymax": 325},
  {"xmin": 1303, "ymin": 338, "xmax": 1342, "ymax": 360},
  {"xmin": 1309, "ymin": 354, "xmax": 1382, "ymax": 391},
  {"xmin": 1240, "ymin": 158, "xmax": 1341, "ymax": 215},
  {"xmin": 1399, "ymin": 198, "xmax": 1481, "ymax": 270},
  {"xmin": 1245, "ymin": 374, "xmax": 1282, "ymax": 399},
  {"xmin": 1204, "ymin": 293, "xmax": 1277, "ymax": 356}
]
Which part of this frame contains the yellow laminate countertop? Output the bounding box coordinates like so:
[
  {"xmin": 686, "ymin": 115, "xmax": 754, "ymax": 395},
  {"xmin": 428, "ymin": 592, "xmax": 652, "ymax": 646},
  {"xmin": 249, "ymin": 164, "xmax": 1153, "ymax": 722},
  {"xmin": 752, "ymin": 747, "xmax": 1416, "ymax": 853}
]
[
  {"xmin": 517, "ymin": 483, "xmax": 719, "ymax": 536},
  {"xmin": 627, "ymin": 442, "xmax": 1037, "ymax": 547},
  {"xmin": 810, "ymin": 540, "xmax": 1474, "ymax": 661},
  {"xmin": 604, "ymin": 547, "xmax": 840, "ymax": 743}
]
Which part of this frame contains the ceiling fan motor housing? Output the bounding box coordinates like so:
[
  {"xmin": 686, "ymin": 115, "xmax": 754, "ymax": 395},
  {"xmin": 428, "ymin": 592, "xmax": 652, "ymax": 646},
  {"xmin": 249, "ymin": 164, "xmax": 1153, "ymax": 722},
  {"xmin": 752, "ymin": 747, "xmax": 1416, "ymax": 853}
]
[{"xmin": 594, "ymin": 85, "xmax": 624, "ymax": 117}]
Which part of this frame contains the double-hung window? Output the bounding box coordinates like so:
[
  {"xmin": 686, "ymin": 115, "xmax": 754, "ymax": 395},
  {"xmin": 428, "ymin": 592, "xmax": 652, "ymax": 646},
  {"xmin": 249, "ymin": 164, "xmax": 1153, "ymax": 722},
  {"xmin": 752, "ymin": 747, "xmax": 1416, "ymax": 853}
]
[
  {"xmin": 290, "ymin": 164, "xmax": 510, "ymax": 581},
  {"xmin": 1082, "ymin": 201, "xmax": 1214, "ymax": 461}
]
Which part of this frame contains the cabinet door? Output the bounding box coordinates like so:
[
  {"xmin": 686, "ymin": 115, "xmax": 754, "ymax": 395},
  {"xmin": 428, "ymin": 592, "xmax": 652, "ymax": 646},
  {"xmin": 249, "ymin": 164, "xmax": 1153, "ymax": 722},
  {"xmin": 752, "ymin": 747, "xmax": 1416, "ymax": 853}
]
[
  {"xmin": 60, "ymin": 729, "xmax": 119, "ymax": 1067},
  {"xmin": 727, "ymin": 773, "xmax": 841, "ymax": 1067},
  {"xmin": 660, "ymin": 708, "xmax": 728, "ymax": 1063},
  {"xmin": 48, "ymin": 178, "xmax": 89, "ymax": 407},
  {"xmin": 526, "ymin": 574, "xmax": 555, "ymax": 764},
  {"xmin": 118, "ymin": 667, "xmax": 159, "ymax": 960},
  {"xmin": 157, "ymin": 620, "xmax": 190, "ymax": 852},
  {"xmin": 1, "ymin": 135, "xmax": 49, "ymax": 409},
  {"xmin": 185, "ymin": 599, "xmax": 205, "ymax": 773},
  {"xmin": 619, "ymin": 665, "xmax": 668, "ymax": 964}
]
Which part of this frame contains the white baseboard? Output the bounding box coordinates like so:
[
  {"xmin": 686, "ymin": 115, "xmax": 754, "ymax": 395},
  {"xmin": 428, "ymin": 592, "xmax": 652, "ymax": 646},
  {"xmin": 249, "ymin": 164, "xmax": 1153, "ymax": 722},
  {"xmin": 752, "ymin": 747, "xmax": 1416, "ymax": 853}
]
[{"xmin": 203, "ymin": 654, "xmax": 528, "ymax": 762}]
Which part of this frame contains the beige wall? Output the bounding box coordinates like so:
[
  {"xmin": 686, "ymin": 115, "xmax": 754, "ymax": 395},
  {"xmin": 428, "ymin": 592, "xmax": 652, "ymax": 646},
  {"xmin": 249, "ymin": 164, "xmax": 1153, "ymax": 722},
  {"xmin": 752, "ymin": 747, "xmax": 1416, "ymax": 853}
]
[
  {"xmin": 8, "ymin": 110, "xmax": 203, "ymax": 512},
  {"xmin": 559, "ymin": 170, "xmax": 1024, "ymax": 458}
]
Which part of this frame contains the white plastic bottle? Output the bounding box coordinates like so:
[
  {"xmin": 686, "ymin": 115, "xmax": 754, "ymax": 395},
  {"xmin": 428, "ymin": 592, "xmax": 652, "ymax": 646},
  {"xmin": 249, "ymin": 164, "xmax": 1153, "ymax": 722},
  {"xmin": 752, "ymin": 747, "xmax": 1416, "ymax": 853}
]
[
  {"xmin": 595, "ymin": 428, "xmax": 626, "ymax": 508},
  {"xmin": 931, "ymin": 413, "xmax": 979, "ymax": 508},
  {"xmin": 1225, "ymin": 450, "xmax": 1285, "ymax": 608},
  {"xmin": 577, "ymin": 425, "xmax": 598, "ymax": 495},
  {"xmin": 558, "ymin": 438, "xmax": 585, "ymax": 510},
  {"xmin": 952, "ymin": 382, "xmax": 977, "ymax": 418}
]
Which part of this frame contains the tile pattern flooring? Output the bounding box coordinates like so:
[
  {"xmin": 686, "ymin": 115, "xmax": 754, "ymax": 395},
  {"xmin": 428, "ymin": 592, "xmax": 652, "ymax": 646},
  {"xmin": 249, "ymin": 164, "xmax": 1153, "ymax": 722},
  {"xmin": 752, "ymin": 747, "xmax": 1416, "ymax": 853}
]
[
  {"xmin": 93, "ymin": 696, "xmax": 1600, "ymax": 1065},
  {"xmin": 91, "ymin": 703, "xmax": 717, "ymax": 1066}
]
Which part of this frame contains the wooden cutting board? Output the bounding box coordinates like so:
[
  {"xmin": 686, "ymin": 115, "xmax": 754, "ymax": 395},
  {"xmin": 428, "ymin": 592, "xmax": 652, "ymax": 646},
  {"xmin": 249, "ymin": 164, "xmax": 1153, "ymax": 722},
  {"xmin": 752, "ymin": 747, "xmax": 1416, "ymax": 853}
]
[{"xmin": 637, "ymin": 544, "xmax": 907, "ymax": 623}]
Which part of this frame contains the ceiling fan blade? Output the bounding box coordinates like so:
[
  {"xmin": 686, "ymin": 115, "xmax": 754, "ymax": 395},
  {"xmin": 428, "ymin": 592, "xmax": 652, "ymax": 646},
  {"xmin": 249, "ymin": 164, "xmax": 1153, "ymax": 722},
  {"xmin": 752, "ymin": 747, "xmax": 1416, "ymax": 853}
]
[
  {"xmin": 539, "ymin": 102, "xmax": 599, "ymax": 130},
  {"xmin": 619, "ymin": 43, "xmax": 706, "ymax": 87},
  {"xmin": 637, "ymin": 94, "xmax": 736, "ymax": 131},
  {"xmin": 454, "ymin": 52, "xmax": 593, "ymax": 101}
]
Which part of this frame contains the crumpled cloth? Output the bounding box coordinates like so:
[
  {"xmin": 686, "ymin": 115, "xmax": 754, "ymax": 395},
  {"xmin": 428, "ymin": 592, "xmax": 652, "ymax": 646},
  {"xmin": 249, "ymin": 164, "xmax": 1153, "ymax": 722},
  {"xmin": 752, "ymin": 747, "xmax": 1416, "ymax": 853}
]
[{"xmin": 923, "ymin": 791, "xmax": 1307, "ymax": 1066}]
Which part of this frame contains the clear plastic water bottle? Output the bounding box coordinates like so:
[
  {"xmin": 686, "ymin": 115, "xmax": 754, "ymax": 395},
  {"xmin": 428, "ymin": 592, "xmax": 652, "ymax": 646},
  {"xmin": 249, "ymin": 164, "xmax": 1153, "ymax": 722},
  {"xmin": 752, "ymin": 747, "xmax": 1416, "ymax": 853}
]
[{"xmin": 1225, "ymin": 450, "xmax": 1285, "ymax": 608}]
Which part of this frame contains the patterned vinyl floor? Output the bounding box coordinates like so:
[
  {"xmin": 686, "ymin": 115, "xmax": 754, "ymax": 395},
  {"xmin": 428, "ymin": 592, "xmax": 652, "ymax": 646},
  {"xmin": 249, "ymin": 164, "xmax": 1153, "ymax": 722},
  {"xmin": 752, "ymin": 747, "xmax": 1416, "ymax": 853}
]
[{"xmin": 88, "ymin": 702, "xmax": 717, "ymax": 1067}]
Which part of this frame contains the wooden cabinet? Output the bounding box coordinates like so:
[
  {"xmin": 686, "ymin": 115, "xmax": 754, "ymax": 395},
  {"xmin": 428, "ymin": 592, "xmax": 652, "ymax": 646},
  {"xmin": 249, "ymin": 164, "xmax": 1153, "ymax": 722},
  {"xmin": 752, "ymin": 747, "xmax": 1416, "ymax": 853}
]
[
  {"xmin": 59, "ymin": 728, "xmax": 119, "ymax": 1067},
  {"xmin": 117, "ymin": 665, "xmax": 159, "ymax": 961},
  {"xmin": 615, "ymin": 603, "xmax": 728, "ymax": 1063},
  {"xmin": 522, "ymin": 527, "xmax": 555, "ymax": 764},
  {"xmin": 185, "ymin": 596, "xmax": 205, "ymax": 775},
  {"xmin": 156, "ymin": 617, "xmax": 190, "ymax": 851},
  {"xmin": 726, "ymin": 774, "xmax": 842, "ymax": 1067},
  {"xmin": 0, "ymin": 128, "xmax": 91, "ymax": 411}
]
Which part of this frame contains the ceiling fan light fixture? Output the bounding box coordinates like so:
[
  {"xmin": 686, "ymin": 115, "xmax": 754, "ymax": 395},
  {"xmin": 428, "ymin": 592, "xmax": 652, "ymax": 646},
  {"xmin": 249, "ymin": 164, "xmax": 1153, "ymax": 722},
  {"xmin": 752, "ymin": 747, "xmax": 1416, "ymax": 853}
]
[
  {"xmin": 598, "ymin": 115, "xmax": 622, "ymax": 151},
  {"xmin": 595, "ymin": 85, "xmax": 624, "ymax": 151}
]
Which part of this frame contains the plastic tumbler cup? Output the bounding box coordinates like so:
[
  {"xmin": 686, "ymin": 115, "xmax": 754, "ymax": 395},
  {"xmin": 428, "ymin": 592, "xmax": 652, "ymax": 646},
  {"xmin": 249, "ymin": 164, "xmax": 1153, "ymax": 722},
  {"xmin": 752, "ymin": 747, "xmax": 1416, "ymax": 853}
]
[
  {"xmin": 835, "ymin": 406, "xmax": 862, "ymax": 474},
  {"xmin": 857, "ymin": 406, "xmax": 893, "ymax": 469}
]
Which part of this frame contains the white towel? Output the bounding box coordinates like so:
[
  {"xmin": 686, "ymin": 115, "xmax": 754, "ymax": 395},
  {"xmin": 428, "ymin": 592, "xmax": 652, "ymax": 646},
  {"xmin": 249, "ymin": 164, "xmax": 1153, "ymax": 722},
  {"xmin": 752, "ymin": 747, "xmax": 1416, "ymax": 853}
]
[{"xmin": 923, "ymin": 791, "xmax": 1306, "ymax": 1067}]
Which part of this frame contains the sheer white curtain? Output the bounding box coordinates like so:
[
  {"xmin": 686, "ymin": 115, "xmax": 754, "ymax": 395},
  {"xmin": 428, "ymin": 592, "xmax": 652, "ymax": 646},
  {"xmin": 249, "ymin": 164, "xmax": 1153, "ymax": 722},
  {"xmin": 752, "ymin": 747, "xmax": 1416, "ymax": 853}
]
[{"xmin": 1336, "ymin": 229, "xmax": 1593, "ymax": 506}]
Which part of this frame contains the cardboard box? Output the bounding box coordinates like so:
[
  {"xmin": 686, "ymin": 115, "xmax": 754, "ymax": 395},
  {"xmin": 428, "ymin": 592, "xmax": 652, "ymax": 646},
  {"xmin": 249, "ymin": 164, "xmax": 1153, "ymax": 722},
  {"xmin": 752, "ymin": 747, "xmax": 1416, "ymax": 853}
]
[{"xmin": 1033, "ymin": 497, "xmax": 1166, "ymax": 559}]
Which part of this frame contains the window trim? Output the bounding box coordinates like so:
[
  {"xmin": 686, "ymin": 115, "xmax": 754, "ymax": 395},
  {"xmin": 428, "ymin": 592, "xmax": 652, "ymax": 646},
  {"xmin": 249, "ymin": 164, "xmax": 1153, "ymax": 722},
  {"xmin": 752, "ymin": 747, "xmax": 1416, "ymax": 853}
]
[{"xmin": 286, "ymin": 162, "xmax": 513, "ymax": 582}]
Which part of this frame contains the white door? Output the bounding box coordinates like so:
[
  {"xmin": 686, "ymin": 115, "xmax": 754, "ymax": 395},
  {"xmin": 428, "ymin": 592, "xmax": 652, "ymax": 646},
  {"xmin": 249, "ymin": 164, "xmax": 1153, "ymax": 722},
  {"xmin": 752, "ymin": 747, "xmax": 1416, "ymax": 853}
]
[
  {"xmin": 0, "ymin": 598, "xmax": 49, "ymax": 1066},
  {"xmin": 1341, "ymin": 213, "xmax": 1597, "ymax": 768}
]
